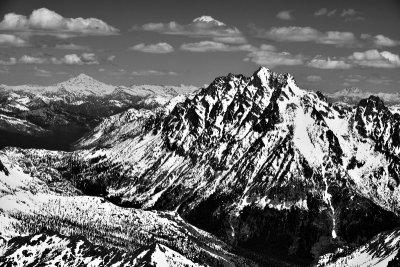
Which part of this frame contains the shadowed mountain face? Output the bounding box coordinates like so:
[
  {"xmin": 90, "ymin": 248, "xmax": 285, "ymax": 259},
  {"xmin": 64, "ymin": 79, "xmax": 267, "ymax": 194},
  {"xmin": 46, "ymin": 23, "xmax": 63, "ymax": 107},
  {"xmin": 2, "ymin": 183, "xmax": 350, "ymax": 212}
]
[
  {"xmin": 0, "ymin": 74, "xmax": 196, "ymax": 150},
  {"xmin": 3, "ymin": 67, "xmax": 400, "ymax": 265}
]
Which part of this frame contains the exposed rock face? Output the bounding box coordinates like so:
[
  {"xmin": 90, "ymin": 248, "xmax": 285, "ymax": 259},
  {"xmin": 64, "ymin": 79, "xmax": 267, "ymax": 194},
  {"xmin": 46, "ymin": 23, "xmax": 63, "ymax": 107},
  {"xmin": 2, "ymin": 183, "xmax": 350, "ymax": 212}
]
[{"xmin": 3, "ymin": 67, "xmax": 400, "ymax": 265}]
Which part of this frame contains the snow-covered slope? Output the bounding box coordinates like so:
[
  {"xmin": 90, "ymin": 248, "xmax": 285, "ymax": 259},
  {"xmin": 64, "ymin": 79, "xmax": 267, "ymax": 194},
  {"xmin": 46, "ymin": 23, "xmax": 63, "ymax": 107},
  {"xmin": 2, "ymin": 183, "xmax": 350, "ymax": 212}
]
[
  {"xmin": 2, "ymin": 67, "xmax": 400, "ymax": 265},
  {"xmin": 4, "ymin": 67, "xmax": 400, "ymax": 265},
  {"xmin": 0, "ymin": 152, "xmax": 255, "ymax": 267},
  {"xmin": 0, "ymin": 232, "xmax": 202, "ymax": 267},
  {"xmin": 318, "ymin": 228, "xmax": 400, "ymax": 267}
]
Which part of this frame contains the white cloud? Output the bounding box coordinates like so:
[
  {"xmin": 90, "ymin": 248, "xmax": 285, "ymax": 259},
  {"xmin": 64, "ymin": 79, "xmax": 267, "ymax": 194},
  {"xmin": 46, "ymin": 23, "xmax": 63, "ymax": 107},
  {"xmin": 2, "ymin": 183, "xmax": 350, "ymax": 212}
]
[
  {"xmin": 0, "ymin": 34, "xmax": 27, "ymax": 47},
  {"xmin": 107, "ymin": 55, "xmax": 116, "ymax": 61},
  {"xmin": 349, "ymin": 49, "xmax": 400, "ymax": 68},
  {"xmin": 54, "ymin": 43, "xmax": 89, "ymax": 50},
  {"xmin": 244, "ymin": 44, "xmax": 305, "ymax": 67},
  {"xmin": 80, "ymin": 53, "xmax": 98, "ymax": 64},
  {"xmin": 19, "ymin": 55, "xmax": 47, "ymax": 64},
  {"xmin": 341, "ymin": 8, "xmax": 358, "ymax": 17},
  {"xmin": 0, "ymin": 58, "xmax": 17, "ymax": 65},
  {"xmin": 0, "ymin": 53, "xmax": 99, "ymax": 65},
  {"xmin": 180, "ymin": 41, "xmax": 255, "ymax": 52},
  {"xmin": 276, "ymin": 10, "xmax": 293, "ymax": 20},
  {"xmin": 131, "ymin": 70, "xmax": 177, "ymax": 76},
  {"xmin": 307, "ymin": 57, "xmax": 352, "ymax": 69},
  {"xmin": 129, "ymin": 42, "xmax": 174, "ymax": 53},
  {"xmin": 314, "ymin": 8, "xmax": 362, "ymax": 20},
  {"xmin": 361, "ymin": 34, "xmax": 400, "ymax": 47},
  {"xmin": 251, "ymin": 25, "xmax": 358, "ymax": 47},
  {"xmin": 306, "ymin": 75, "xmax": 322, "ymax": 82},
  {"xmin": 135, "ymin": 15, "xmax": 245, "ymax": 44},
  {"xmin": 314, "ymin": 8, "xmax": 328, "ymax": 16},
  {"xmin": 0, "ymin": 8, "xmax": 119, "ymax": 36}
]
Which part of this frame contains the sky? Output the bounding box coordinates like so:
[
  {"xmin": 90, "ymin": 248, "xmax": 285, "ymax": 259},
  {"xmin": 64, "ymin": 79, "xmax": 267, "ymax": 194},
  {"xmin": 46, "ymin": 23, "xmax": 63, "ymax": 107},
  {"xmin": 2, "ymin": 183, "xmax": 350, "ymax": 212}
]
[{"xmin": 0, "ymin": 0, "xmax": 399, "ymax": 94}]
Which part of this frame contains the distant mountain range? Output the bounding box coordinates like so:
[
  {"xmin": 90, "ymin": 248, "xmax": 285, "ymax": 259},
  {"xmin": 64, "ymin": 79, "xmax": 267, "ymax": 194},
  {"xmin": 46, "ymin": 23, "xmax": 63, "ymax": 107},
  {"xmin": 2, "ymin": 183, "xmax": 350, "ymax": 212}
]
[
  {"xmin": 0, "ymin": 74, "xmax": 197, "ymax": 150},
  {"xmin": 326, "ymin": 87, "xmax": 400, "ymax": 106}
]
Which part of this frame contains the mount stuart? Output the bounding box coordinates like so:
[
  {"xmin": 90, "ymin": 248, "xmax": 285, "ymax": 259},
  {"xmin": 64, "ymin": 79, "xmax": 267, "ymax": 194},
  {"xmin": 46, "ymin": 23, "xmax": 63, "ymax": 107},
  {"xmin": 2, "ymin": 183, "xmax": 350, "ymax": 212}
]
[{"xmin": 1, "ymin": 67, "xmax": 400, "ymax": 266}]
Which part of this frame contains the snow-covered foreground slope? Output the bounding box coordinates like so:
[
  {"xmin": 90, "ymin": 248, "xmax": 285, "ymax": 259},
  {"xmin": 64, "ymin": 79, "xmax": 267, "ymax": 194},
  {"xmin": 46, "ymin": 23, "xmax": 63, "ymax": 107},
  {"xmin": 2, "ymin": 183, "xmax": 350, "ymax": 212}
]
[
  {"xmin": 0, "ymin": 153, "xmax": 255, "ymax": 267},
  {"xmin": 2, "ymin": 67, "xmax": 400, "ymax": 265},
  {"xmin": 318, "ymin": 228, "xmax": 400, "ymax": 267},
  {"xmin": 0, "ymin": 232, "xmax": 202, "ymax": 267}
]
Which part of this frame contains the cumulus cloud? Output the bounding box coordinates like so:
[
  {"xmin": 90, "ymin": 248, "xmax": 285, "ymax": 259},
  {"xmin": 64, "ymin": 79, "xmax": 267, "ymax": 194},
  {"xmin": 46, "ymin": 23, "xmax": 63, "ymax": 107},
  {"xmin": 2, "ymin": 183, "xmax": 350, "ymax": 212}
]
[
  {"xmin": 129, "ymin": 42, "xmax": 174, "ymax": 53},
  {"xmin": 135, "ymin": 15, "xmax": 246, "ymax": 44},
  {"xmin": 348, "ymin": 49, "xmax": 400, "ymax": 68},
  {"xmin": 306, "ymin": 75, "xmax": 322, "ymax": 82},
  {"xmin": 0, "ymin": 58, "xmax": 17, "ymax": 65},
  {"xmin": 244, "ymin": 44, "xmax": 305, "ymax": 67},
  {"xmin": 0, "ymin": 8, "xmax": 119, "ymax": 37},
  {"xmin": 19, "ymin": 55, "xmax": 47, "ymax": 64},
  {"xmin": 251, "ymin": 25, "xmax": 358, "ymax": 47},
  {"xmin": 276, "ymin": 10, "xmax": 293, "ymax": 20},
  {"xmin": 361, "ymin": 34, "xmax": 400, "ymax": 48},
  {"xmin": 0, "ymin": 53, "xmax": 99, "ymax": 65},
  {"xmin": 180, "ymin": 41, "xmax": 254, "ymax": 52},
  {"xmin": 0, "ymin": 33, "xmax": 27, "ymax": 47},
  {"xmin": 131, "ymin": 70, "xmax": 177, "ymax": 76},
  {"xmin": 307, "ymin": 57, "xmax": 352, "ymax": 69}
]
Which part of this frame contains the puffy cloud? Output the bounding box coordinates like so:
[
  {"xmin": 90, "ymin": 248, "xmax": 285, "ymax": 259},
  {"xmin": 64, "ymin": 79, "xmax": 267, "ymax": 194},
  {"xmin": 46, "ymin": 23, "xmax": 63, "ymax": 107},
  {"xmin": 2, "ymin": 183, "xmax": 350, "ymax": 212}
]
[
  {"xmin": 251, "ymin": 25, "xmax": 358, "ymax": 47},
  {"xmin": 107, "ymin": 55, "xmax": 116, "ymax": 61},
  {"xmin": 131, "ymin": 70, "xmax": 177, "ymax": 76},
  {"xmin": 341, "ymin": 8, "xmax": 358, "ymax": 17},
  {"xmin": 307, "ymin": 57, "xmax": 352, "ymax": 69},
  {"xmin": 135, "ymin": 15, "xmax": 246, "ymax": 44},
  {"xmin": 19, "ymin": 55, "xmax": 47, "ymax": 64},
  {"xmin": 306, "ymin": 75, "xmax": 322, "ymax": 82},
  {"xmin": 129, "ymin": 42, "xmax": 174, "ymax": 53},
  {"xmin": 80, "ymin": 53, "xmax": 98, "ymax": 64},
  {"xmin": 244, "ymin": 44, "xmax": 305, "ymax": 67},
  {"xmin": 0, "ymin": 53, "xmax": 99, "ymax": 65},
  {"xmin": 0, "ymin": 33, "xmax": 27, "ymax": 47},
  {"xmin": 276, "ymin": 10, "xmax": 293, "ymax": 20},
  {"xmin": 361, "ymin": 34, "xmax": 400, "ymax": 47},
  {"xmin": 0, "ymin": 13, "xmax": 28, "ymax": 29},
  {"xmin": 348, "ymin": 49, "xmax": 400, "ymax": 68},
  {"xmin": 0, "ymin": 58, "xmax": 17, "ymax": 65},
  {"xmin": 180, "ymin": 41, "xmax": 255, "ymax": 52},
  {"xmin": 314, "ymin": 8, "xmax": 327, "ymax": 16},
  {"xmin": 0, "ymin": 8, "xmax": 119, "ymax": 36}
]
